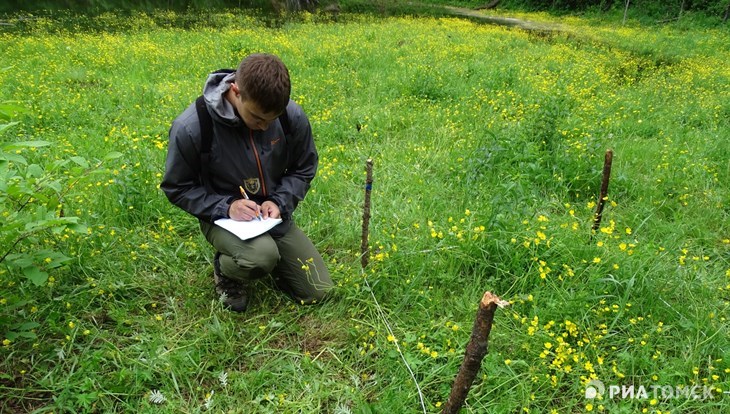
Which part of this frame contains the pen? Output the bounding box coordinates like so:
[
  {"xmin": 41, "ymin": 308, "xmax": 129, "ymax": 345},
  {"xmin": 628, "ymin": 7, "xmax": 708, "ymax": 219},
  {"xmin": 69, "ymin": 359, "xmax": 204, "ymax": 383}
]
[{"xmin": 239, "ymin": 185, "xmax": 262, "ymax": 221}]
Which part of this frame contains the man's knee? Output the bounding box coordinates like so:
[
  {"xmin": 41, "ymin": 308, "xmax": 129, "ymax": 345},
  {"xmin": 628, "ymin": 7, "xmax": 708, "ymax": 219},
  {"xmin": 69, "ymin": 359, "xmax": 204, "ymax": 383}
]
[
  {"xmin": 238, "ymin": 251, "xmax": 279, "ymax": 273},
  {"xmin": 231, "ymin": 236, "xmax": 280, "ymax": 274}
]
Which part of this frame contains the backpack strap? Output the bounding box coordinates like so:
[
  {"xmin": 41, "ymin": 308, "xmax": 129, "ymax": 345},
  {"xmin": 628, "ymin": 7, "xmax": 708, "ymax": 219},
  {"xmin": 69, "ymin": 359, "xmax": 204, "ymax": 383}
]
[{"xmin": 195, "ymin": 95, "xmax": 213, "ymax": 189}]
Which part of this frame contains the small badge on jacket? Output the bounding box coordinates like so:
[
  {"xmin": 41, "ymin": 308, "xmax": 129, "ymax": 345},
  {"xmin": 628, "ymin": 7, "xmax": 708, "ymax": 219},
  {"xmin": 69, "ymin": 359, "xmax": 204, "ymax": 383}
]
[{"xmin": 244, "ymin": 178, "xmax": 261, "ymax": 195}]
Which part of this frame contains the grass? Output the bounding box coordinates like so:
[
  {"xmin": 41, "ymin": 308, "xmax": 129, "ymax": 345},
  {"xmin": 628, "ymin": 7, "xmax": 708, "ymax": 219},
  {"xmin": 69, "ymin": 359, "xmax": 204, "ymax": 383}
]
[{"xmin": 1, "ymin": 8, "xmax": 729, "ymax": 414}]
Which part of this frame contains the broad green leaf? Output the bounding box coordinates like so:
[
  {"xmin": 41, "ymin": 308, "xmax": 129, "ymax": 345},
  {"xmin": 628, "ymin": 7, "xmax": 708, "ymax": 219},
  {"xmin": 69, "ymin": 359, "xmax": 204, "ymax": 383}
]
[
  {"xmin": 24, "ymin": 217, "xmax": 73, "ymax": 232},
  {"xmin": 22, "ymin": 266, "xmax": 49, "ymax": 286},
  {"xmin": 32, "ymin": 250, "xmax": 71, "ymax": 269},
  {"xmin": 6, "ymin": 254, "xmax": 32, "ymax": 269},
  {"xmin": 18, "ymin": 322, "xmax": 40, "ymax": 330},
  {"xmin": 70, "ymin": 156, "xmax": 90, "ymax": 168},
  {"xmin": 0, "ymin": 152, "xmax": 27, "ymax": 165},
  {"xmin": 2, "ymin": 141, "xmax": 52, "ymax": 151},
  {"xmin": 0, "ymin": 121, "xmax": 18, "ymax": 133},
  {"xmin": 27, "ymin": 164, "xmax": 43, "ymax": 178},
  {"xmin": 0, "ymin": 102, "xmax": 28, "ymax": 119},
  {"xmin": 66, "ymin": 223, "xmax": 88, "ymax": 233},
  {"xmin": 103, "ymin": 151, "xmax": 123, "ymax": 160},
  {"xmin": 46, "ymin": 181, "xmax": 62, "ymax": 192}
]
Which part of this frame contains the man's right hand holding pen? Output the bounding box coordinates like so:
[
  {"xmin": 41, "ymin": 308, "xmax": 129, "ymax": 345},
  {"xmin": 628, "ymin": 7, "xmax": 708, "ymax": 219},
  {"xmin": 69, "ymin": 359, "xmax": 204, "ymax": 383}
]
[
  {"xmin": 228, "ymin": 197, "xmax": 262, "ymax": 221},
  {"xmin": 228, "ymin": 185, "xmax": 263, "ymax": 221}
]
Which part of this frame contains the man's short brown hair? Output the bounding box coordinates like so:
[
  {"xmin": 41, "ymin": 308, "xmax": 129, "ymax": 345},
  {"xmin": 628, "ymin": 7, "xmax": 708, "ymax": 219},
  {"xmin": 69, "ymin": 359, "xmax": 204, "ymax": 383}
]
[{"xmin": 235, "ymin": 53, "xmax": 291, "ymax": 115}]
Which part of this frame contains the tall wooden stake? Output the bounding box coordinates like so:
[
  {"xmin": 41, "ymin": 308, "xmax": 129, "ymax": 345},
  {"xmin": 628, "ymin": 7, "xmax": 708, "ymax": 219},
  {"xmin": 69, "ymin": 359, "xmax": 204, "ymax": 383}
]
[
  {"xmin": 442, "ymin": 291, "xmax": 506, "ymax": 414},
  {"xmin": 361, "ymin": 159, "xmax": 373, "ymax": 269},
  {"xmin": 591, "ymin": 149, "xmax": 614, "ymax": 234}
]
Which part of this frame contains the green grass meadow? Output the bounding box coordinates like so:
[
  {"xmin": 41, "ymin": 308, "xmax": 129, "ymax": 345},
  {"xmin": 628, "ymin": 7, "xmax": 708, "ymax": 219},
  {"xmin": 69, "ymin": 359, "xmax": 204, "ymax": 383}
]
[{"xmin": 1, "ymin": 9, "xmax": 729, "ymax": 414}]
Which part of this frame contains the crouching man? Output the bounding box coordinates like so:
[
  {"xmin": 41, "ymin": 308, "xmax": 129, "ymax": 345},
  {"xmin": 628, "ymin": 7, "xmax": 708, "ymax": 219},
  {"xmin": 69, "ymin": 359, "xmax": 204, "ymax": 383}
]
[{"xmin": 161, "ymin": 53, "xmax": 333, "ymax": 312}]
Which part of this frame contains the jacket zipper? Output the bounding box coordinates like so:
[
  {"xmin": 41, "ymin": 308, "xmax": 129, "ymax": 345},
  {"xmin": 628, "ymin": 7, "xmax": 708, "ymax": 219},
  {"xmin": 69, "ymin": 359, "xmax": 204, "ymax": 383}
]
[{"xmin": 248, "ymin": 129, "xmax": 267, "ymax": 196}]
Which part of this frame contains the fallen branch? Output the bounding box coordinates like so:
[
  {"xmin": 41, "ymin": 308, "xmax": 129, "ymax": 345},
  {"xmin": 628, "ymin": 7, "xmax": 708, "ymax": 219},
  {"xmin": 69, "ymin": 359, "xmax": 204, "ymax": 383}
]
[
  {"xmin": 591, "ymin": 149, "xmax": 614, "ymax": 234},
  {"xmin": 442, "ymin": 291, "xmax": 507, "ymax": 414}
]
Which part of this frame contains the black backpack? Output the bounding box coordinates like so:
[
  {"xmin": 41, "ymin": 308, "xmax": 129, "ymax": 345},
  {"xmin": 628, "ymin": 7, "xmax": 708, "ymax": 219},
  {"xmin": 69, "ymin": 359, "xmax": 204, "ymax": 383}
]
[{"xmin": 195, "ymin": 69, "xmax": 291, "ymax": 186}]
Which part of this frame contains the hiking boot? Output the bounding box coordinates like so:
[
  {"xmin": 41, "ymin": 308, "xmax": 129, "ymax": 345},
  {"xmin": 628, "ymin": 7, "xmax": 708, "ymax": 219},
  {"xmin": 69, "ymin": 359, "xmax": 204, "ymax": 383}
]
[{"xmin": 213, "ymin": 252, "xmax": 248, "ymax": 312}]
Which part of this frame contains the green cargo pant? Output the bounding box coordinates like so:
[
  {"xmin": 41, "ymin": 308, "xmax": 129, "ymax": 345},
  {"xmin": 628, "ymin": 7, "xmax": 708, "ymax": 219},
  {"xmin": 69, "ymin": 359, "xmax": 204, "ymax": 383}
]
[{"xmin": 200, "ymin": 220, "xmax": 333, "ymax": 304}]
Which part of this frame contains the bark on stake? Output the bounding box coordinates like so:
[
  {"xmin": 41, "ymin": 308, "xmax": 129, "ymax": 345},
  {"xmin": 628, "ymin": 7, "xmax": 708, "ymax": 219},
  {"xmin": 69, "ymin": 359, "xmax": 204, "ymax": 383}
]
[
  {"xmin": 442, "ymin": 291, "xmax": 505, "ymax": 414},
  {"xmin": 361, "ymin": 159, "xmax": 373, "ymax": 269},
  {"xmin": 591, "ymin": 149, "xmax": 613, "ymax": 234}
]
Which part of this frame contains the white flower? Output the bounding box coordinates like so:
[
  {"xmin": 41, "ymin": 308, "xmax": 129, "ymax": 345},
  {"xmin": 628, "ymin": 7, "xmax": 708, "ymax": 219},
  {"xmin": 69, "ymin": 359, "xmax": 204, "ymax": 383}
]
[
  {"xmin": 149, "ymin": 390, "xmax": 166, "ymax": 404},
  {"xmin": 204, "ymin": 390, "xmax": 214, "ymax": 410},
  {"xmin": 333, "ymin": 403, "xmax": 353, "ymax": 414}
]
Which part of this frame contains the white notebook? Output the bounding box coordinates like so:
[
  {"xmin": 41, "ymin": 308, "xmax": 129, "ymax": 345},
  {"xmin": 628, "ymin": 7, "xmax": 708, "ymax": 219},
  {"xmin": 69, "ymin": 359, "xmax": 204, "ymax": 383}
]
[{"xmin": 214, "ymin": 217, "xmax": 282, "ymax": 240}]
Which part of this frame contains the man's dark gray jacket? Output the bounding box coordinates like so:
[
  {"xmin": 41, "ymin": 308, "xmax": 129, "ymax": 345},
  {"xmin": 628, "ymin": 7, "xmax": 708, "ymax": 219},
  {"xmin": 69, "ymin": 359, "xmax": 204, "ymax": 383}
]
[{"xmin": 160, "ymin": 72, "xmax": 318, "ymax": 232}]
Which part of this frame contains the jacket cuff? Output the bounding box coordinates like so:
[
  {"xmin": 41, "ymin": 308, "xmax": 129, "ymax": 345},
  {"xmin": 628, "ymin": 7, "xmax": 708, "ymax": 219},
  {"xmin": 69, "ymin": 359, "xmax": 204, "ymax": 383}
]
[{"xmin": 211, "ymin": 197, "xmax": 235, "ymax": 221}]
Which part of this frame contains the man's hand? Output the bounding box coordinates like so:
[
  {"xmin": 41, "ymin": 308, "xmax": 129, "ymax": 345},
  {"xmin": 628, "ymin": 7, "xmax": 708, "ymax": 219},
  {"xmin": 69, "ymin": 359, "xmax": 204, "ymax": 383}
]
[
  {"xmin": 228, "ymin": 199, "xmax": 261, "ymax": 221},
  {"xmin": 261, "ymin": 201, "xmax": 280, "ymax": 219}
]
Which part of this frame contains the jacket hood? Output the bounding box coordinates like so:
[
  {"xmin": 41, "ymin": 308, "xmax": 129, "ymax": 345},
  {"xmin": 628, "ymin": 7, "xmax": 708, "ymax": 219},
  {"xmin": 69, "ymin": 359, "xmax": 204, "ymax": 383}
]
[{"xmin": 202, "ymin": 72, "xmax": 242, "ymax": 127}]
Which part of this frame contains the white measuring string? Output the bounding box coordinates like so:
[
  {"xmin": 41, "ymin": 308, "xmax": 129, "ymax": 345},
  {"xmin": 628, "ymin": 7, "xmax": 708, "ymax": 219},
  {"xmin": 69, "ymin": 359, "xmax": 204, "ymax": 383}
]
[{"xmin": 360, "ymin": 267, "xmax": 427, "ymax": 414}]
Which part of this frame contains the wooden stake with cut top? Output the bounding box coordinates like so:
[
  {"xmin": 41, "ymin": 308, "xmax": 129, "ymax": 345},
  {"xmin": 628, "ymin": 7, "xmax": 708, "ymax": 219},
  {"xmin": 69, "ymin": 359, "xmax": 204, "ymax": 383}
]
[{"xmin": 442, "ymin": 291, "xmax": 507, "ymax": 414}]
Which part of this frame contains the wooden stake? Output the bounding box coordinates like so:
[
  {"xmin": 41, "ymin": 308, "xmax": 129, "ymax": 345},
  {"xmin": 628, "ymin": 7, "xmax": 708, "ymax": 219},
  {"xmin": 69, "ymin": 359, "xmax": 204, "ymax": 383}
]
[
  {"xmin": 591, "ymin": 149, "xmax": 614, "ymax": 234},
  {"xmin": 361, "ymin": 159, "xmax": 373, "ymax": 269},
  {"xmin": 442, "ymin": 291, "xmax": 506, "ymax": 414}
]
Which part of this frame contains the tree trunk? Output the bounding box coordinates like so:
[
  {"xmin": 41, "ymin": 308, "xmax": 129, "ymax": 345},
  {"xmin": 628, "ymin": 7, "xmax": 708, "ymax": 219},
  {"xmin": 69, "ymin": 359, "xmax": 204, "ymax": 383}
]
[{"xmin": 475, "ymin": 0, "xmax": 500, "ymax": 10}]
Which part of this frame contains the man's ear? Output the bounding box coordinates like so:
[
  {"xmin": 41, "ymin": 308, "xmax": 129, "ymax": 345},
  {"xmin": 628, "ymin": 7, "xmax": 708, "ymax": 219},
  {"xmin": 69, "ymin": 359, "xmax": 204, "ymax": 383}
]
[{"xmin": 230, "ymin": 82, "xmax": 240, "ymax": 97}]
